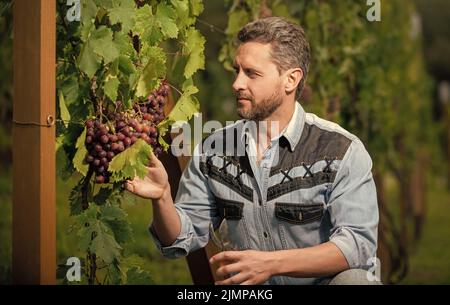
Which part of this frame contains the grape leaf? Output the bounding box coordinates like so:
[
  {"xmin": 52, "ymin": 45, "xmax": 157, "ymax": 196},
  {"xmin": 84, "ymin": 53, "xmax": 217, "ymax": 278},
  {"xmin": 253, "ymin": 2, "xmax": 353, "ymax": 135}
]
[
  {"xmin": 59, "ymin": 91, "xmax": 71, "ymax": 128},
  {"xmin": 60, "ymin": 77, "xmax": 79, "ymax": 107},
  {"xmin": 56, "ymin": 136, "xmax": 72, "ymax": 181},
  {"xmin": 108, "ymin": 139, "xmax": 152, "ymax": 182},
  {"xmin": 73, "ymin": 128, "xmax": 89, "ymax": 176},
  {"xmin": 122, "ymin": 255, "xmax": 154, "ymax": 284},
  {"xmin": 78, "ymin": 41, "xmax": 101, "ymax": 78},
  {"xmin": 189, "ymin": 0, "xmax": 204, "ymax": 16},
  {"xmin": 81, "ymin": 0, "xmax": 99, "ymax": 25},
  {"xmin": 69, "ymin": 179, "xmax": 85, "ymax": 216},
  {"xmin": 80, "ymin": 20, "xmax": 94, "ymax": 43},
  {"xmin": 75, "ymin": 204, "xmax": 122, "ymax": 264},
  {"xmin": 94, "ymin": 0, "xmax": 113, "ymax": 9},
  {"xmin": 114, "ymin": 32, "xmax": 135, "ymax": 56},
  {"xmin": 100, "ymin": 204, "xmax": 127, "ymax": 221},
  {"xmin": 118, "ymin": 55, "xmax": 136, "ymax": 76},
  {"xmin": 171, "ymin": 0, "xmax": 194, "ymax": 27},
  {"xmin": 108, "ymin": 0, "xmax": 135, "ymax": 33},
  {"xmin": 133, "ymin": 4, "xmax": 165, "ymax": 45},
  {"xmin": 75, "ymin": 204, "xmax": 99, "ymax": 251},
  {"xmin": 93, "ymin": 184, "xmax": 122, "ymax": 205},
  {"xmin": 104, "ymin": 76, "xmax": 120, "ymax": 101},
  {"xmin": 125, "ymin": 267, "xmax": 154, "ymax": 285},
  {"xmin": 100, "ymin": 204, "xmax": 133, "ymax": 245},
  {"xmin": 155, "ymin": 2, "xmax": 178, "ymax": 39},
  {"xmin": 135, "ymin": 46, "xmax": 166, "ymax": 98},
  {"xmin": 132, "ymin": 4, "xmax": 152, "ymax": 36},
  {"xmin": 182, "ymin": 28, "xmax": 205, "ymax": 78},
  {"xmin": 90, "ymin": 26, "xmax": 120, "ymax": 64},
  {"xmin": 90, "ymin": 221, "xmax": 122, "ymax": 264}
]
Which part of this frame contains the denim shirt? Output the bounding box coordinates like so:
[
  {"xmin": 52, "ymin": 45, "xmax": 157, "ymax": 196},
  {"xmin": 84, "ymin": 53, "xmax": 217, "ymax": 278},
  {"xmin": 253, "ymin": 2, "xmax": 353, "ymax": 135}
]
[{"xmin": 149, "ymin": 102, "xmax": 379, "ymax": 285}]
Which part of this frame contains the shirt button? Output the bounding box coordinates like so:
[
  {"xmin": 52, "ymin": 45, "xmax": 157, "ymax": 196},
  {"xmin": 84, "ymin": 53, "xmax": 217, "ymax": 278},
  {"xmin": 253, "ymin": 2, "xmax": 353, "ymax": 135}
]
[{"xmin": 263, "ymin": 232, "xmax": 268, "ymax": 238}]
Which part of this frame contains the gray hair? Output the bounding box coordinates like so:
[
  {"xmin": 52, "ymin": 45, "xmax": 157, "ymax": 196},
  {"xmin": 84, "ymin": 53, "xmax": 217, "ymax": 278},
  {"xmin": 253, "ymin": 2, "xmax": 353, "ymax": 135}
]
[{"xmin": 237, "ymin": 17, "xmax": 310, "ymax": 99}]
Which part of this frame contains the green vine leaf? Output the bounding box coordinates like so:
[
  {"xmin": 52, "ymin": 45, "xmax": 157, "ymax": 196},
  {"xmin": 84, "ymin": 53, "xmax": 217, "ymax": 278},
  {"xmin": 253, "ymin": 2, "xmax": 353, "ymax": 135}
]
[
  {"xmin": 69, "ymin": 179, "xmax": 86, "ymax": 216},
  {"xmin": 182, "ymin": 28, "xmax": 205, "ymax": 78},
  {"xmin": 189, "ymin": 0, "xmax": 204, "ymax": 16},
  {"xmin": 155, "ymin": 2, "xmax": 179, "ymax": 39},
  {"xmin": 90, "ymin": 221, "xmax": 122, "ymax": 264},
  {"xmin": 171, "ymin": 0, "xmax": 194, "ymax": 27},
  {"xmin": 135, "ymin": 46, "xmax": 166, "ymax": 98},
  {"xmin": 58, "ymin": 91, "xmax": 71, "ymax": 128},
  {"xmin": 78, "ymin": 41, "xmax": 101, "ymax": 78},
  {"xmin": 118, "ymin": 55, "xmax": 136, "ymax": 76},
  {"xmin": 108, "ymin": 139, "xmax": 152, "ymax": 182},
  {"xmin": 107, "ymin": 0, "xmax": 135, "ymax": 33},
  {"xmin": 100, "ymin": 204, "xmax": 133, "ymax": 245},
  {"xmin": 125, "ymin": 267, "xmax": 154, "ymax": 285},
  {"xmin": 75, "ymin": 204, "xmax": 122, "ymax": 264},
  {"xmin": 90, "ymin": 26, "xmax": 120, "ymax": 65},
  {"xmin": 133, "ymin": 4, "xmax": 163, "ymax": 45},
  {"xmin": 73, "ymin": 128, "xmax": 89, "ymax": 176},
  {"xmin": 104, "ymin": 76, "xmax": 120, "ymax": 101}
]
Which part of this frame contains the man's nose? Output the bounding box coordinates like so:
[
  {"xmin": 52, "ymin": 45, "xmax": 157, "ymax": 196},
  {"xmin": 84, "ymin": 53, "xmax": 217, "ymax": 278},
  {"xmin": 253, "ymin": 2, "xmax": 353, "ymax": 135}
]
[{"xmin": 232, "ymin": 72, "xmax": 247, "ymax": 92}]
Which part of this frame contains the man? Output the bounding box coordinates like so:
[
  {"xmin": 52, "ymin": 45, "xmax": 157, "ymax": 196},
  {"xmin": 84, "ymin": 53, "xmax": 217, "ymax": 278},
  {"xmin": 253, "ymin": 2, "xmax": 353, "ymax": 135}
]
[{"xmin": 126, "ymin": 17, "xmax": 380, "ymax": 285}]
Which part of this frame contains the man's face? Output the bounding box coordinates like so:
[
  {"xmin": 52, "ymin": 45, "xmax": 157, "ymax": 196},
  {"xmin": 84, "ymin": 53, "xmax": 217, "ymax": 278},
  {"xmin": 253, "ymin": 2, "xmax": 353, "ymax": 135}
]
[{"xmin": 232, "ymin": 42, "xmax": 285, "ymax": 121}]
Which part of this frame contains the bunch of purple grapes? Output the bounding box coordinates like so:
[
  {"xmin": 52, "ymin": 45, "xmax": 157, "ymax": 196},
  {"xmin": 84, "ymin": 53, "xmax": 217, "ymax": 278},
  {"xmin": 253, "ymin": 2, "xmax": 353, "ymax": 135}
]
[{"xmin": 84, "ymin": 81, "xmax": 169, "ymax": 184}]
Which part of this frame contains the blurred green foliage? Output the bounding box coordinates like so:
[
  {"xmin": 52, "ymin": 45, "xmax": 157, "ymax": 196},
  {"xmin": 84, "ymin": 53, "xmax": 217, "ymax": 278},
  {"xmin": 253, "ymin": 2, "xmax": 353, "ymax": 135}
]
[{"xmin": 415, "ymin": 0, "xmax": 450, "ymax": 81}]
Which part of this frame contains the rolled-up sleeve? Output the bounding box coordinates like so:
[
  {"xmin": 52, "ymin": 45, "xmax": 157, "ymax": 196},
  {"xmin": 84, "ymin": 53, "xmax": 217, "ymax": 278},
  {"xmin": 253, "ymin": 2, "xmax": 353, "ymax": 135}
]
[
  {"xmin": 149, "ymin": 147, "xmax": 219, "ymax": 259},
  {"xmin": 327, "ymin": 139, "xmax": 379, "ymax": 269}
]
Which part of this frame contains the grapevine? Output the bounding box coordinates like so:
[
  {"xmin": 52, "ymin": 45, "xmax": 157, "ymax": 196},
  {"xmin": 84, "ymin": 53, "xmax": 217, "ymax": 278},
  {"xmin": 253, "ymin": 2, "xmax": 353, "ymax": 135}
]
[{"xmin": 56, "ymin": 0, "xmax": 205, "ymax": 284}]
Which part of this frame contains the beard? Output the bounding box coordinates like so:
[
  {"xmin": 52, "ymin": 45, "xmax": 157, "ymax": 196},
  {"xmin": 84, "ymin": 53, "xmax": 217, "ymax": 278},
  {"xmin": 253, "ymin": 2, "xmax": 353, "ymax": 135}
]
[{"xmin": 236, "ymin": 89, "xmax": 284, "ymax": 121}]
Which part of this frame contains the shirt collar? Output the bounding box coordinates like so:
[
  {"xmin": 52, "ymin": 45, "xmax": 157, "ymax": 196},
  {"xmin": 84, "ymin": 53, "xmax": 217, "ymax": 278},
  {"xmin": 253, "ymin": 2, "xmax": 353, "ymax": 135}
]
[
  {"xmin": 239, "ymin": 101, "xmax": 305, "ymax": 152},
  {"xmin": 281, "ymin": 101, "xmax": 305, "ymax": 151}
]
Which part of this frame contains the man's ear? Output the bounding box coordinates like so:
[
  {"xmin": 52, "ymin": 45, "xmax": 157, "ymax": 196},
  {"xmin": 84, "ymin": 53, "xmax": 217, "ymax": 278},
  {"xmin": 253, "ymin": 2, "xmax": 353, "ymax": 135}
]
[{"xmin": 285, "ymin": 68, "xmax": 303, "ymax": 96}]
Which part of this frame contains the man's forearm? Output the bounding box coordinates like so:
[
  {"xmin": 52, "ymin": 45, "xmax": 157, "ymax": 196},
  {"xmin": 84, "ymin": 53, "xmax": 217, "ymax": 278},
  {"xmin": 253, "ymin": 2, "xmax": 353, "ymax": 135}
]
[
  {"xmin": 151, "ymin": 185, "xmax": 182, "ymax": 247},
  {"xmin": 269, "ymin": 242, "xmax": 350, "ymax": 278}
]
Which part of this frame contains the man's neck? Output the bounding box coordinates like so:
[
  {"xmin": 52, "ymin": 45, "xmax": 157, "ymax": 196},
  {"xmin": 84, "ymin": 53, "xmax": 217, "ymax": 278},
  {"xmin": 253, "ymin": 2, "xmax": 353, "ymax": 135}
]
[
  {"xmin": 257, "ymin": 100, "xmax": 296, "ymax": 141},
  {"xmin": 252, "ymin": 100, "xmax": 296, "ymax": 163}
]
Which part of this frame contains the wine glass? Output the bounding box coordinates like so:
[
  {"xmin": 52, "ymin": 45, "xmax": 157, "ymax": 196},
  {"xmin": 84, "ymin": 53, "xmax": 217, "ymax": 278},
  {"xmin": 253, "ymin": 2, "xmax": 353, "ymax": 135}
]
[
  {"xmin": 209, "ymin": 220, "xmax": 239, "ymax": 272},
  {"xmin": 209, "ymin": 218, "xmax": 241, "ymax": 252}
]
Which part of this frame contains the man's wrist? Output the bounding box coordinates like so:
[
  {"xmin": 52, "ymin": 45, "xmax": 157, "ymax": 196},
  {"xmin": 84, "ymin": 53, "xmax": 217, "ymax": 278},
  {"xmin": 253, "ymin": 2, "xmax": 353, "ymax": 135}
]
[
  {"xmin": 267, "ymin": 249, "xmax": 298, "ymax": 277},
  {"xmin": 153, "ymin": 183, "xmax": 172, "ymax": 205},
  {"xmin": 266, "ymin": 250, "xmax": 282, "ymax": 277}
]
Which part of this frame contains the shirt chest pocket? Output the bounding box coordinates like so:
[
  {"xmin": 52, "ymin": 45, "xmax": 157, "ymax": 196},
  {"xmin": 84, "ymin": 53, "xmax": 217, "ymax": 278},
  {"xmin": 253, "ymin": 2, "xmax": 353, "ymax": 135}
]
[
  {"xmin": 216, "ymin": 197, "xmax": 243, "ymax": 220},
  {"xmin": 274, "ymin": 202, "xmax": 324, "ymax": 225},
  {"xmin": 214, "ymin": 197, "xmax": 251, "ymax": 250},
  {"xmin": 274, "ymin": 202, "xmax": 325, "ymax": 250}
]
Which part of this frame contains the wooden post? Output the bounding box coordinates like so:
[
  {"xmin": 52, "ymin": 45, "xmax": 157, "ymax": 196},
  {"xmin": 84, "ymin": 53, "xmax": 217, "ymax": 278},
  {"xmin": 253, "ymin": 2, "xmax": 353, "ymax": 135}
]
[{"xmin": 12, "ymin": 0, "xmax": 56, "ymax": 284}]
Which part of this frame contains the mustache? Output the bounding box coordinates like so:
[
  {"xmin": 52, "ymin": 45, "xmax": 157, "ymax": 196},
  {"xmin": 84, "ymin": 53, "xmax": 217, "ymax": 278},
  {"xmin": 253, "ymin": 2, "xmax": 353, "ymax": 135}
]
[{"xmin": 235, "ymin": 92, "xmax": 253, "ymax": 101}]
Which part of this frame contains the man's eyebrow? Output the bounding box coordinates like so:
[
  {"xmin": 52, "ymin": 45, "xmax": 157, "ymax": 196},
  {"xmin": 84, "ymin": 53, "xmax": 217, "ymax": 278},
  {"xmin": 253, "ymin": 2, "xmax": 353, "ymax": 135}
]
[{"xmin": 232, "ymin": 62, "xmax": 262, "ymax": 73}]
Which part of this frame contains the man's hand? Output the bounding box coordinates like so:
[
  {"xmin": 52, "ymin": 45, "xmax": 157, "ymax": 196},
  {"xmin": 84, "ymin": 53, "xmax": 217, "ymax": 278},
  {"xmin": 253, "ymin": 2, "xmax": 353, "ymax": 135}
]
[
  {"xmin": 209, "ymin": 250, "xmax": 275, "ymax": 285},
  {"xmin": 125, "ymin": 151, "xmax": 170, "ymax": 200}
]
